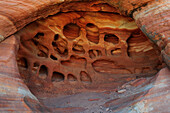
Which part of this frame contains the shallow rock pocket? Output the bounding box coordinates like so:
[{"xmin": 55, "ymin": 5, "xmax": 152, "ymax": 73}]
[{"xmin": 15, "ymin": 11, "xmax": 163, "ymax": 96}]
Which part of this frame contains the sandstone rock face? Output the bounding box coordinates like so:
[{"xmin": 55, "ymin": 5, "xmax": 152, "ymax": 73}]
[
  {"xmin": 0, "ymin": 35, "xmax": 49, "ymax": 112},
  {"xmin": 133, "ymin": 0, "xmax": 170, "ymax": 68},
  {"xmin": 0, "ymin": 0, "xmax": 169, "ymax": 112},
  {"xmin": 15, "ymin": 12, "xmax": 162, "ymax": 95}
]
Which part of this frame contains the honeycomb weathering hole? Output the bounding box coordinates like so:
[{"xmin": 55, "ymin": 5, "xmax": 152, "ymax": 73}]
[
  {"xmin": 68, "ymin": 74, "xmax": 77, "ymax": 82},
  {"xmin": 86, "ymin": 23, "xmax": 99, "ymax": 44},
  {"xmin": 34, "ymin": 32, "xmax": 44, "ymax": 38},
  {"xmin": 52, "ymin": 72, "xmax": 65, "ymax": 82},
  {"xmin": 16, "ymin": 11, "xmax": 162, "ymax": 97},
  {"xmin": 63, "ymin": 23, "xmax": 80, "ymax": 39},
  {"xmin": 72, "ymin": 40, "xmax": 85, "ymax": 54},
  {"xmin": 104, "ymin": 34, "xmax": 119, "ymax": 44},
  {"xmin": 39, "ymin": 65, "xmax": 48, "ymax": 79},
  {"xmin": 52, "ymin": 34, "xmax": 68, "ymax": 56},
  {"xmin": 89, "ymin": 50, "xmax": 102, "ymax": 59},
  {"xmin": 17, "ymin": 57, "xmax": 28, "ymax": 68}
]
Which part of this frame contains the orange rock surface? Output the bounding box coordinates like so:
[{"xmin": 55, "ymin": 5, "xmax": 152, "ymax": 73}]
[{"xmin": 0, "ymin": 0, "xmax": 169, "ymax": 112}]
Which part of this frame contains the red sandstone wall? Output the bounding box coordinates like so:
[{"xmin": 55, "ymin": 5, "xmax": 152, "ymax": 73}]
[{"xmin": 0, "ymin": 0, "xmax": 169, "ymax": 112}]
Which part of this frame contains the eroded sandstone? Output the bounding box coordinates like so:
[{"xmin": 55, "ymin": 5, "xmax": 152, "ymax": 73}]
[
  {"xmin": 15, "ymin": 12, "xmax": 163, "ymax": 96},
  {"xmin": 0, "ymin": 0, "xmax": 169, "ymax": 112}
]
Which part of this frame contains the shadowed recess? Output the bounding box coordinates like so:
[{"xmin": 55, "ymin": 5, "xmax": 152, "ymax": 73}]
[
  {"xmin": 86, "ymin": 23, "xmax": 99, "ymax": 44},
  {"xmin": 52, "ymin": 34, "xmax": 68, "ymax": 56},
  {"xmin": 52, "ymin": 72, "xmax": 65, "ymax": 82},
  {"xmin": 104, "ymin": 34, "xmax": 119, "ymax": 44},
  {"xmin": 63, "ymin": 23, "xmax": 80, "ymax": 39},
  {"xmin": 37, "ymin": 45, "xmax": 48, "ymax": 58},
  {"xmin": 50, "ymin": 55, "xmax": 58, "ymax": 60},
  {"xmin": 34, "ymin": 32, "xmax": 44, "ymax": 39},
  {"xmin": 17, "ymin": 57, "xmax": 28, "ymax": 68},
  {"xmin": 39, "ymin": 65, "xmax": 48, "ymax": 79},
  {"xmin": 89, "ymin": 50, "xmax": 102, "ymax": 59},
  {"xmin": 68, "ymin": 74, "xmax": 77, "ymax": 82}
]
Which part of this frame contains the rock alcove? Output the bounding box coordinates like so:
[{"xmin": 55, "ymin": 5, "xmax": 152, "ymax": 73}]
[{"xmin": 15, "ymin": 11, "xmax": 163, "ymax": 97}]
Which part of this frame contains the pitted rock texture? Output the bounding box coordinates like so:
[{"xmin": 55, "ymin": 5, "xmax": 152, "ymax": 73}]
[
  {"xmin": 0, "ymin": 0, "xmax": 169, "ymax": 112},
  {"xmin": 15, "ymin": 12, "xmax": 163, "ymax": 95},
  {"xmin": 0, "ymin": 0, "xmax": 168, "ymax": 68}
]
